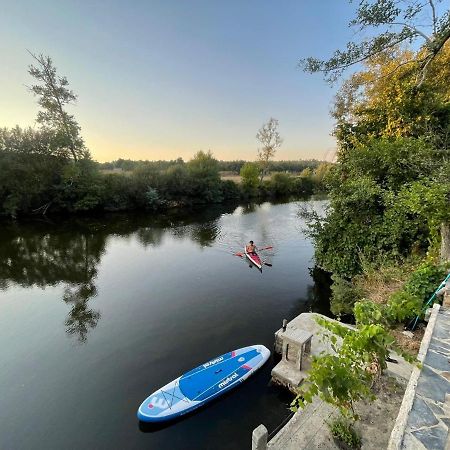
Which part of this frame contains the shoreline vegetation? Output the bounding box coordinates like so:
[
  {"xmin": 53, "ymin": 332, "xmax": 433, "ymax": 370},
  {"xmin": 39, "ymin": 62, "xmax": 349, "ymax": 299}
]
[
  {"xmin": 0, "ymin": 143, "xmax": 331, "ymax": 218},
  {"xmin": 290, "ymin": 2, "xmax": 450, "ymax": 447},
  {"xmin": 0, "ymin": 53, "xmax": 332, "ymax": 219}
]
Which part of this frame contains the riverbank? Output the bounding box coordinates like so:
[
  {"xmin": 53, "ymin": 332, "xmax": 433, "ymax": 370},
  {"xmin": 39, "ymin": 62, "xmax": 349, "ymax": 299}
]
[
  {"xmin": 267, "ymin": 375, "xmax": 405, "ymax": 450},
  {"xmin": 254, "ymin": 302, "xmax": 450, "ymax": 449}
]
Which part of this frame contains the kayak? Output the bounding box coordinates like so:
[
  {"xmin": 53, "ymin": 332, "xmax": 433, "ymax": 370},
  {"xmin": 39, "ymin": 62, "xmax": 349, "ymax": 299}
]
[
  {"xmin": 244, "ymin": 247, "xmax": 263, "ymax": 270},
  {"xmin": 137, "ymin": 345, "xmax": 270, "ymax": 422}
]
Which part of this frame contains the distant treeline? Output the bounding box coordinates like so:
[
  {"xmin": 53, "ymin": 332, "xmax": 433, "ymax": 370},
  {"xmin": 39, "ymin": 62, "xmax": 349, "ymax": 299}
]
[
  {"xmin": 97, "ymin": 158, "xmax": 323, "ymax": 174},
  {"xmin": 0, "ymin": 127, "xmax": 330, "ymax": 218}
]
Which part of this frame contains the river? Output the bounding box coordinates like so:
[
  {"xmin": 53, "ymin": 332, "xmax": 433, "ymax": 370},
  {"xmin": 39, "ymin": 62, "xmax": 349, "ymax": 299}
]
[{"xmin": 0, "ymin": 198, "xmax": 330, "ymax": 450}]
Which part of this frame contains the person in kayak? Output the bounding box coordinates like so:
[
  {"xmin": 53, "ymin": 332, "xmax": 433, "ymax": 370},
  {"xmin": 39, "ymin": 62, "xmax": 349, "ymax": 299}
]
[{"xmin": 246, "ymin": 241, "xmax": 257, "ymax": 254}]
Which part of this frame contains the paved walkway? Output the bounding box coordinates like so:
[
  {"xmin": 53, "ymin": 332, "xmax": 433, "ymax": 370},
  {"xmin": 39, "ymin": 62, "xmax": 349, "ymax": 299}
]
[{"xmin": 400, "ymin": 307, "xmax": 450, "ymax": 449}]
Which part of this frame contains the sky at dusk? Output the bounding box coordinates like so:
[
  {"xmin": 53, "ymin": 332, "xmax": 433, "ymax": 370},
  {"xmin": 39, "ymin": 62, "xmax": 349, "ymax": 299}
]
[{"xmin": 1, "ymin": 1, "xmax": 359, "ymax": 162}]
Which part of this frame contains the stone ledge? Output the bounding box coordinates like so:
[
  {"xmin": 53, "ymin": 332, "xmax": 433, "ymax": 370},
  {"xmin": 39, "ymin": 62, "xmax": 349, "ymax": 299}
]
[{"xmin": 387, "ymin": 303, "xmax": 442, "ymax": 450}]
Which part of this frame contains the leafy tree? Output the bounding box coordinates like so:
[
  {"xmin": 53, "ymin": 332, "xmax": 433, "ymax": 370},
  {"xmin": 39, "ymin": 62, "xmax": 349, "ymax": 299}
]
[
  {"xmin": 333, "ymin": 45, "xmax": 450, "ymax": 151},
  {"xmin": 330, "ymin": 275, "xmax": 363, "ymax": 316},
  {"xmin": 186, "ymin": 150, "xmax": 223, "ymax": 203},
  {"xmin": 269, "ymin": 172, "xmax": 293, "ymax": 196},
  {"xmin": 303, "ymin": 137, "xmax": 446, "ymax": 276},
  {"xmin": 220, "ymin": 179, "xmax": 241, "ymax": 200},
  {"xmin": 300, "ymin": 0, "xmax": 450, "ymax": 84},
  {"xmin": 256, "ymin": 118, "xmax": 283, "ymax": 182},
  {"xmin": 240, "ymin": 162, "xmax": 260, "ymax": 193},
  {"xmin": 161, "ymin": 163, "xmax": 192, "ymax": 202},
  {"xmin": 58, "ymin": 158, "xmax": 103, "ymax": 211},
  {"xmin": 28, "ymin": 52, "xmax": 87, "ymax": 161}
]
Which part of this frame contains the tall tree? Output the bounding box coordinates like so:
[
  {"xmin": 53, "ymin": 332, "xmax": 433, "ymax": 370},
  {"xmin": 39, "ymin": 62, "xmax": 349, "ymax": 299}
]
[
  {"xmin": 256, "ymin": 118, "xmax": 282, "ymax": 182},
  {"xmin": 28, "ymin": 52, "xmax": 87, "ymax": 161},
  {"xmin": 332, "ymin": 44, "xmax": 450, "ymax": 151},
  {"xmin": 300, "ymin": 0, "xmax": 450, "ymax": 85}
]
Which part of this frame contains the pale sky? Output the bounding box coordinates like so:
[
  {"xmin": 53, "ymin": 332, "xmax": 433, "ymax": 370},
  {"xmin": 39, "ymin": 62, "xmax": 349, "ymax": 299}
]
[{"xmin": 1, "ymin": 1, "xmax": 358, "ymax": 162}]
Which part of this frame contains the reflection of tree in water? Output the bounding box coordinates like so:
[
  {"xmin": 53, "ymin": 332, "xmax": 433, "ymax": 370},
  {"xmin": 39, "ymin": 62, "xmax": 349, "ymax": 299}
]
[
  {"xmin": 0, "ymin": 222, "xmax": 105, "ymax": 343},
  {"xmin": 305, "ymin": 266, "xmax": 332, "ymax": 316},
  {"xmin": 63, "ymin": 283, "xmax": 100, "ymax": 343},
  {"xmin": 189, "ymin": 221, "xmax": 220, "ymax": 247},
  {"xmin": 136, "ymin": 227, "xmax": 165, "ymax": 248},
  {"xmin": 0, "ymin": 204, "xmax": 237, "ymax": 342},
  {"xmin": 284, "ymin": 266, "xmax": 333, "ymax": 320}
]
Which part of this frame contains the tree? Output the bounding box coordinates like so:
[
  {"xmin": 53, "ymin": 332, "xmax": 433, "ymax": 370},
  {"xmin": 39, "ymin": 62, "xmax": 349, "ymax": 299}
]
[
  {"xmin": 240, "ymin": 162, "xmax": 259, "ymax": 193},
  {"xmin": 300, "ymin": 0, "xmax": 450, "ymax": 85},
  {"xmin": 332, "ymin": 45, "xmax": 450, "ymax": 151},
  {"xmin": 28, "ymin": 52, "xmax": 87, "ymax": 161},
  {"xmin": 186, "ymin": 150, "xmax": 223, "ymax": 203},
  {"xmin": 256, "ymin": 118, "xmax": 282, "ymax": 182}
]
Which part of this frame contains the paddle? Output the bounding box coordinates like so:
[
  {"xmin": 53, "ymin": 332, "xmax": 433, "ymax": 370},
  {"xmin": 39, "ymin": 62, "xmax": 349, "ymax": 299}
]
[{"xmin": 234, "ymin": 246, "xmax": 272, "ymax": 256}]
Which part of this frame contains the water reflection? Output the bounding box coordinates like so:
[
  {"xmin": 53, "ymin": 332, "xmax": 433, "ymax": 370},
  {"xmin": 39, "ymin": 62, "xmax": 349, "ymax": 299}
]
[
  {"xmin": 0, "ymin": 204, "xmax": 236, "ymax": 343},
  {"xmin": 63, "ymin": 283, "xmax": 100, "ymax": 343}
]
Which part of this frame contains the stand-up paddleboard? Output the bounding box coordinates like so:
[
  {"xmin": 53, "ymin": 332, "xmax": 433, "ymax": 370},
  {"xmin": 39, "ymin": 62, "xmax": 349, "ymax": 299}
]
[
  {"xmin": 244, "ymin": 247, "xmax": 263, "ymax": 271},
  {"xmin": 137, "ymin": 345, "xmax": 270, "ymax": 422}
]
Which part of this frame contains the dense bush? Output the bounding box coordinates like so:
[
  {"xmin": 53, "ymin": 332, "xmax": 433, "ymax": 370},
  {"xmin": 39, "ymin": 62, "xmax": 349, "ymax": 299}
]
[
  {"xmin": 330, "ymin": 275, "xmax": 363, "ymax": 316},
  {"xmin": 404, "ymin": 262, "xmax": 447, "ymax": 304},
  {"xmin": 329, "ymin": 418, "xmax": 361, "ymax": 449},
  {"xmin": 305, "ymin": 138, "xmax": 448, "ymax": 277},
  {"xmin": 0, "ymin": 125, "xmax": 328, "ymax": 217},
  {"xmin": 269, "ymin": 172, "xmax": 293, "ymax": 196}
]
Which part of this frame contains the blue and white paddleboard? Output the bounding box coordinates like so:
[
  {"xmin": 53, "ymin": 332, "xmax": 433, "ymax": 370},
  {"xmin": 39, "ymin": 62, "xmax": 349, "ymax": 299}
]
[{"xmin": 137, "ymin": 344, "xmax": 270, "ymax": 422}]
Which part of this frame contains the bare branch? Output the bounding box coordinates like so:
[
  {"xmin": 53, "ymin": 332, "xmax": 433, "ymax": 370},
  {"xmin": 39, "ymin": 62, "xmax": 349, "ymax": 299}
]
[
  {"xmin": 428, "ymin": 0, "xmax": 437, "ymax": 34},
  {"xmin": 384, "ymin": 21, "xmax": 432, "ymax": 43}
]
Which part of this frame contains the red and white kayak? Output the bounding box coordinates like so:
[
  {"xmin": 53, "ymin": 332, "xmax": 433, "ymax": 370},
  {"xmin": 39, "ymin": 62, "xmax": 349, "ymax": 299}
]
[{"xmin": 244, "ymin": 247, "xmax": 263, "ymax": 270}]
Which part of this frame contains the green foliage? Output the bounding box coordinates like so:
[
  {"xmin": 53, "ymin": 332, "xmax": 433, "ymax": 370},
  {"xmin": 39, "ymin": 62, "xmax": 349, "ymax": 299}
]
[
  {"xmin": 58, "ymin": 159, "xmax": 102, "ymax": 211},
  {"xmin": 292, "ymin": 311, "xmax": 413, "ymax": 421},
  {"xmin": 307, "ymin": 137, "xmax": 445, "ymax": 277},
  {"xmin": 292, "ymin": 352, "xmax": 372, "ymax": 419},
  {"xmin": 293, "ymin": 175, "xmax": 314, "ymax": 196},
  {"xmin": 269, "ymin": 172, "xmax": 293, "ymax": 196},
  {"xmin": 354, "ymin": 261, "xmax": 446, "ymax": 325},
  {"xmin": 186, "ymin": 151, "xmax": 223, "ymax": 203},
  {"xmin": 256, "ymin": 118, "xmax": 282, "ymax": 181},
  {"xmin": 144, "ymin": 188, "xmax": 164, "ymax": 210},
  {"xmin": 28, "ymin": 53, "xmax": 88, "ymax": 161},
  {"xmin": 240, "ymin": 162, "xmax": 260, "ymax": 193},
  {"xmin": 404, "ymin": 262, "xmax": 447, "ymax": 303},
  {"xmin": 300, "ymin": 0, "xmax": 450, "ymax": 84},
  {"xmin": 220, "ymin": 179, "xmax": 241, "ymax": 200},
  {"xmin": 386, "ymin": 291, "xmax": 422, "ymax": 322},
  {"xmin": 354, "ymin": 300, "xmax": 388, "ymax": 326},
  {"xmin": 330, "ymin": 275, "xmax": 363, "ymax": 316},
  {"xmin": 329, "ymin": 418, "xmax": 362, "ymax": 449}
]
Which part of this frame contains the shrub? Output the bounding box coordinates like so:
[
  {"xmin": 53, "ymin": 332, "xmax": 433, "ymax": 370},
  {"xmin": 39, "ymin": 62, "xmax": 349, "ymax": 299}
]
[
  {"xmin": 354, "ymin": 300, "xmax": 388, "ymax": 326},
  {"xmin": 329, "ymin": 418, "xmax": 362, "ymax": 449},
  {"xmin": 404, "ymin": 262, "xmax": 446, "ymax": 303},
  {"xmin": 220, "ymin": 179, "xmax": 241, "ymax": 200},
  {"xmin": 330, "ymin": 275, "xmax": 363, "ymax": 316},
  {"xmin": 269, "ymin": 172, "xmax": 293, "ymax": 196},
  {"xmin": 240, "ymin": 162, "xmax": 259, "ymax": 193},
  {"xmin": 387, "ymin": 290, "xmax": 422, "ymax": 322},
  {"xmin": 145, "ymin": 188, "xmax": 164, "ymax": 210}
]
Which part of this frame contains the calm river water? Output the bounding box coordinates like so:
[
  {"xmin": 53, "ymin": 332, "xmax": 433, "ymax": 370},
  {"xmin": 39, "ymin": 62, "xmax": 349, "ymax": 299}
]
[{"xmin": 0, "ymin": 198, "xmax": 330, "ymax": 450}]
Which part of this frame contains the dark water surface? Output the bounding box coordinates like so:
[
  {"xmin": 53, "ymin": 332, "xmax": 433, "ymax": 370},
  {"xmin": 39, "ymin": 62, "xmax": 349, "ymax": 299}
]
[{"xmin": 0, "ymin": 199, "xmax": 329, "ymax": 450}]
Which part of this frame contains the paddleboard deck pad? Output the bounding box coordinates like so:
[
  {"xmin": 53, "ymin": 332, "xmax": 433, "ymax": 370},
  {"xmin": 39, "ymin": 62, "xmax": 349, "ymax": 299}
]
[{"xmin": 137, "ymin": 345, "xmax": 270, "ymax": 422}]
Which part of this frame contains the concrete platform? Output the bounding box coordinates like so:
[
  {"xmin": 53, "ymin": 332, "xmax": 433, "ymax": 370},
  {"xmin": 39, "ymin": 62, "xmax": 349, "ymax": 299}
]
[
  {"xmin": 271, "ymin": 313, "xmax": 350, "ymax": 390},
  {"xmin": 271, "ymin": 360, "xmax": 307, "ymax": 390}
]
